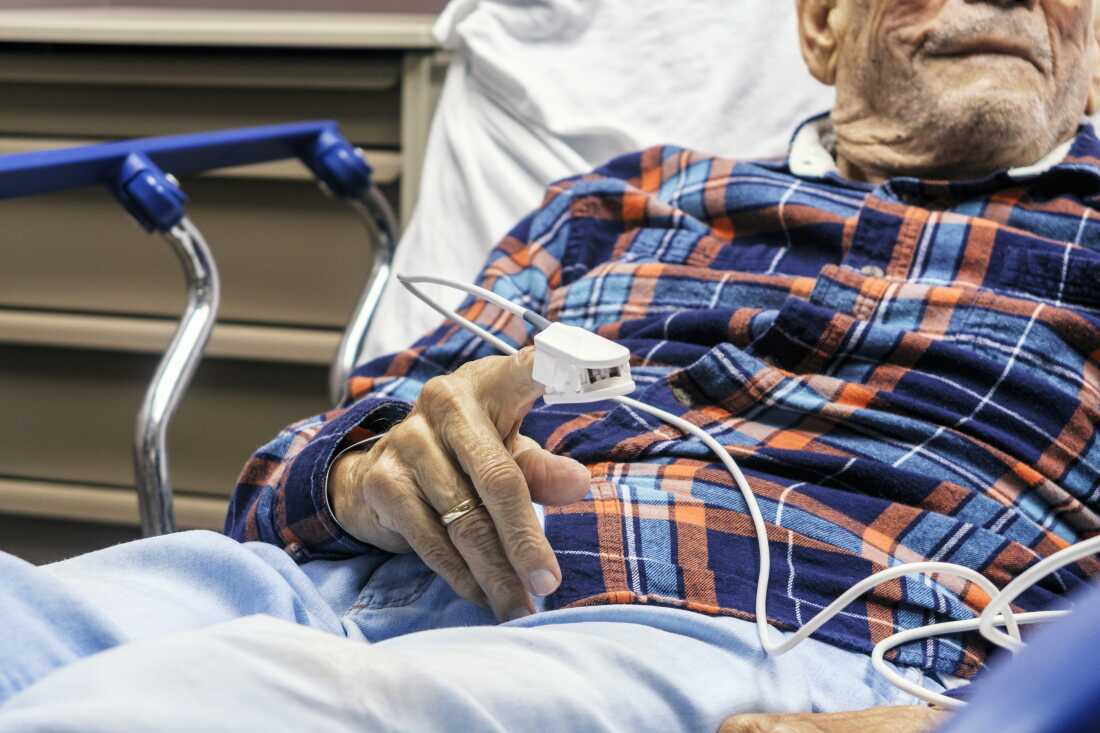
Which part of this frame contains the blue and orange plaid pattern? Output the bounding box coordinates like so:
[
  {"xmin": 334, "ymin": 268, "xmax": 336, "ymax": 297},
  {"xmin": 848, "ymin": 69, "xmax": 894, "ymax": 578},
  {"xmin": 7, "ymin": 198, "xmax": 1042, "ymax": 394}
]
[{"xmin": 227, "ymin": 116, "xmax": 1100, "ymax": 677}]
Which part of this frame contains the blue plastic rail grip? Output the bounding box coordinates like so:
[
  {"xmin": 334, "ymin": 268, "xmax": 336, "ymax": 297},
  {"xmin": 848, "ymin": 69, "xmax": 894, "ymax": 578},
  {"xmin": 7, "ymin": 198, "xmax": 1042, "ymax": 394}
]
[{"xmin": 0, "ymin": 121, "xmax": 373, "ymax": 231}]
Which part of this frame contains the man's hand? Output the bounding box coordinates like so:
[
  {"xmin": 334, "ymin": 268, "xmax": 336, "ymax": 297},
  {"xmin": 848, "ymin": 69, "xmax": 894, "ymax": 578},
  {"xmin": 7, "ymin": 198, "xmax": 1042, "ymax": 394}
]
[
  {"xmin": 719, "ymin": 706, "xmax": 946, "ymax": 733},
  {"xmin": 329, "ymin": 347, "xmax": 591, "ymax": 621}
]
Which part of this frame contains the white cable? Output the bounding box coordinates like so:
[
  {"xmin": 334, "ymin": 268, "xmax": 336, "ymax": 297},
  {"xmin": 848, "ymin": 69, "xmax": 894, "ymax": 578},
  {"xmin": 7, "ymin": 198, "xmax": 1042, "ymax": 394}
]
[
  {"xmin": 398, "ymin": 274, "xmax": 529, "ymax": 321},
  {"xmin": 619, "ymin": 396, "xmax": 1022, "ymax": 653},
  {"xmin": 977, "ymin": 535, "xmax": 1100, "ymax": 652},
  {"xmin": 398, "ymin": 275, "xmax": 1100, "ymax": 706},
  {"xmin": 871, "ymin": 610, "xmax": 1069, "ymax": 709},
  {"xmin": 396, "ymin": 274, "xmax": 514, "ymax": 354}
]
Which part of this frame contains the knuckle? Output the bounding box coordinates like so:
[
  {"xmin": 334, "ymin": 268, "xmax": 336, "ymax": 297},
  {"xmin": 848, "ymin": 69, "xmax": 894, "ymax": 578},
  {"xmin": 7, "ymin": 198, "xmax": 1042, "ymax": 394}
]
[
  {"xmin": 392, "ymin": 420, "xmax": 435, "ymax": 456},
  {"xmin": 485, "ymin": 569, "xmax": 524, "ymax": 604},
  {"xmin": 449, "ymin": 510, "xmax": 499, "ymax": 554},
  {"xmin": 420, "ymin": 376, "xmax": 464, "ymax": 414},
  {"xmin": 475, "ymin": 457, "xmax": 526, "ymax": 499},
  {"xmin": 420, "ymin": 541, "xmax": 462, "ymax": 576},
  {"xmin": 506, "ymin": 531, "xmax": 548, "ymax": 568}
]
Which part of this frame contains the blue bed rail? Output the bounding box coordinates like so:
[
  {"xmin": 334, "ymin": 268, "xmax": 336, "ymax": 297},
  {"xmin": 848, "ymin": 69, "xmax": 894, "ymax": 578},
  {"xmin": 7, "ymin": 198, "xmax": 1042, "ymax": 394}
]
[{"xmin": 0, "ymin": 120, "xmax": 373, "ymax": 214}]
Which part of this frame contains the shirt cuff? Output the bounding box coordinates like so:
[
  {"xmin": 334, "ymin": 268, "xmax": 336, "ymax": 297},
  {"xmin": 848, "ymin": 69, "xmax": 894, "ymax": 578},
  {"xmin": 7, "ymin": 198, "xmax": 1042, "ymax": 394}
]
[
  {"xmin": 282, "ymin": 397, "xmax": 412, "ymax": 560},
  {"xmin": 322, "ymin": 434, "xmax": 385, "ymax": 539}
]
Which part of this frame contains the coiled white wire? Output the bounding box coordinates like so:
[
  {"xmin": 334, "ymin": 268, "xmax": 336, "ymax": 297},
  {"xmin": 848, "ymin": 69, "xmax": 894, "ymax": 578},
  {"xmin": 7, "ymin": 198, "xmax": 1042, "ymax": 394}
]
[{"xmin": 398, "ymin": 274, "xmax": 1099, "ymax": 709}]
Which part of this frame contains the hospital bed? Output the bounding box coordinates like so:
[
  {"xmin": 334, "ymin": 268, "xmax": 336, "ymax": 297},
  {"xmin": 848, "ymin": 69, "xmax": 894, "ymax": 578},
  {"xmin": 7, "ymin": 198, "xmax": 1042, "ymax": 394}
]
[
  {"xmin": 2, "ymin": 1, "xmax": 1098, "ymax": 726},
  {"xmin": 3, "ymin": 123, "xmax": 1099, "ymax": 733}
]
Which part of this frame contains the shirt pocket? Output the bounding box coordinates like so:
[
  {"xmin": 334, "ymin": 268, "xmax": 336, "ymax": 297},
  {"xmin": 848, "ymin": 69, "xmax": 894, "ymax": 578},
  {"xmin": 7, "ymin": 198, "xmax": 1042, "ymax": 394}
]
[{"xmin": 348, "ymin": 553, "xmax": 436, "ymax": 611}]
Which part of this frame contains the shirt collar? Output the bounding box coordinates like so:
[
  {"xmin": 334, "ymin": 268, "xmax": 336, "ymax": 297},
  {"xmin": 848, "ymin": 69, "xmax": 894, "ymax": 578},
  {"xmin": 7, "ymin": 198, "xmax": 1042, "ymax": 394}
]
[
  {"xmin": 787, "ymin": 113, "xmax": 1092, "ymax": 184},
  {"xmin": 787, "ymin": 114, "xmax": 841, "ymax": 180}
]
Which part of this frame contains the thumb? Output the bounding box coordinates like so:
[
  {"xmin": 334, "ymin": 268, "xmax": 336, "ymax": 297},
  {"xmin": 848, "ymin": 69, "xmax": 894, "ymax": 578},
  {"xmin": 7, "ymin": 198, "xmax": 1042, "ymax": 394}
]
[{"xmin": 511, "ymin": 435, "xmax": 591, "ymax": 506}]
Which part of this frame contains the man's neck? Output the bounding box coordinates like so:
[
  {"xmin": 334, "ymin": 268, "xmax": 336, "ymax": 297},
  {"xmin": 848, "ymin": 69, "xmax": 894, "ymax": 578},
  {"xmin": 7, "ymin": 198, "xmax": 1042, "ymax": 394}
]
[{"xmin": 825, "ymin": 119, "xmax": 1080, "ymax": 184}]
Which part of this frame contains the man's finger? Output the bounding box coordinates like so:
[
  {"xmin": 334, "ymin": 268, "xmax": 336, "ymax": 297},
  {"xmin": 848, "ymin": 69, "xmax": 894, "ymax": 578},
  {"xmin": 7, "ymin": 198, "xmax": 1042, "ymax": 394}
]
[
  {"xmin": 446, "ymin": 508, "xmax": 534, "ymax": 621},
  {"xmin": 437, "ymin": 395, "xmax": 562, "ymax": 599},
  {"xmin": 390, "ymin": 423, "xmax": 529, "ymax": 614},
  {"xmin": 511, "ymin": 435, "xmax": 591, "ymax": 506},
  {"xmin": 371, "ymin": 470, "xmax": 486, "ymax": 608},
  {"xmin": 718, "ymin": 706, "xmax": 946, "ymax": 733},
  {"xmin": 463, "ymin": 347, "xmax": 544, "ymax": 428},
  {"xmin": 393, "ymin": 414, "xmax": 477, "ymax": 514}
]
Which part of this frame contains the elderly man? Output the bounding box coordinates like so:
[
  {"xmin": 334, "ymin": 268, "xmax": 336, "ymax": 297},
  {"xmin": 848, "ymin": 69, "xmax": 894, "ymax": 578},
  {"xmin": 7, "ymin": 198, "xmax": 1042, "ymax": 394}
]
[{"xmin": 2, "ymin": 1, "xmax": 1099, "ymax": 731}]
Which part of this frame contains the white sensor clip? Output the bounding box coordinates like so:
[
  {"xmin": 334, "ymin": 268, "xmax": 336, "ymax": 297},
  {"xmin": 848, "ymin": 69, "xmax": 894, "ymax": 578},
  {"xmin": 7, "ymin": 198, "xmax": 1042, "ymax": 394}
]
[{"xmin": 532, "ymin": 323, "xmax": 635, "ymax": 405}]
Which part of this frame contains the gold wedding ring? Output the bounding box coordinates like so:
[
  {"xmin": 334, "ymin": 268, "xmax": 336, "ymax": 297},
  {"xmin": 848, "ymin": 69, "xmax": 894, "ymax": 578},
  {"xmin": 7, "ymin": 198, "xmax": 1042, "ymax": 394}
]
[{"xmin": 440, "ymin": 498, "xmax": 484, "ymax": 527}]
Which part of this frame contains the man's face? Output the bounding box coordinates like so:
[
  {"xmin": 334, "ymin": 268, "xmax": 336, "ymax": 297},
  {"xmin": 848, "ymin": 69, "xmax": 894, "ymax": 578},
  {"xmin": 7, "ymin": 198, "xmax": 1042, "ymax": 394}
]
[{"xmin": 828, "ymin": 0, "xmax": 1097, "ymax": 179}]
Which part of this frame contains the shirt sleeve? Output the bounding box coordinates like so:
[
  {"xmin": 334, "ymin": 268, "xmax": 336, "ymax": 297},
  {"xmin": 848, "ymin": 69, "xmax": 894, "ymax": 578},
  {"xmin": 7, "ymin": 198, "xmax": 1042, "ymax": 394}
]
[
  {"xmin": 224, "ymin": 396, "xmax": 412, "ymax": 562},
  {"xmin": 224, "ymin": 147, "xmax": 662, "ymax": 562}
]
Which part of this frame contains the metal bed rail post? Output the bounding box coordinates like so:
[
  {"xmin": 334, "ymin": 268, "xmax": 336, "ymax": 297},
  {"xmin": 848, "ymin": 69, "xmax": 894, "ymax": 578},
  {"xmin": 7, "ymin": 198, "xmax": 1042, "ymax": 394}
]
[
  {"xmin": 132, "ymin": 221, "xmax": 220, "ymax": 533},
  {"xmin": 111, "ymin": 153, "xmax": 222, "ymax": 537},
  {"xmin": 330, "ymin": 183, "xmax": 400, "ymax": 406},
  {"xmin": 136, "ymin": 219, "xmax": 221, "ymax": 535}
]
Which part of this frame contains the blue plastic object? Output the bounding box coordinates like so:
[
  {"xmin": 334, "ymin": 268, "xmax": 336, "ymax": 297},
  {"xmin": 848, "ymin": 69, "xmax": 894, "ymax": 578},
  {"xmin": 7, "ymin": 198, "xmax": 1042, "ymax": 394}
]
[
  {"xmin": 306, "ymin": 128, "xmax": 374, "ymax": 199},
  {"xmin": 0, "ymin": 121, "xmax": 372, "ymax": 232},
  {"xmin": 938, "ymin": 583, "xmax": 1100, "ymax": 733},
  {"xmin": 113, "ymin": 153, "xmax": 189, "ymax": 232}
]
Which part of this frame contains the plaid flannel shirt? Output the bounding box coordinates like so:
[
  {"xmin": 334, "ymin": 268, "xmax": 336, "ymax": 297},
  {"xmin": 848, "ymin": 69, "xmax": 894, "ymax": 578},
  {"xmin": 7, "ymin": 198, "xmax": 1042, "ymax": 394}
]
[{"xmin": 226, "ymin": 115, "xmax": 1100, "ymax": 677}]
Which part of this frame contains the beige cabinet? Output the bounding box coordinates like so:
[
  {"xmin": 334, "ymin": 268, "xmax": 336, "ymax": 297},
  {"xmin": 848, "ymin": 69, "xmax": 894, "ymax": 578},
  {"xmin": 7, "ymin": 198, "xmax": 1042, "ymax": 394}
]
[{"xmin": 0, "ymin": 9, "xmax": 443, "ymax": 533}]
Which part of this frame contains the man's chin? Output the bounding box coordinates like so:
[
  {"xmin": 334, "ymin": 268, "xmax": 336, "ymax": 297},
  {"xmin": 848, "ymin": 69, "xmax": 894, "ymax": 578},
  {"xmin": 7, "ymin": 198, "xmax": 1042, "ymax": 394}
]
[
  {"xmin": 936, "ymin": 69, "xmax": 1045, "ymax": 109},
  {"xmin": 923, "ymin": 88, "xmax": 1053, "ymax": 172},
  {"xmin": 919, "ymin": 57, "xmax": 1047, "ymax": 118}
]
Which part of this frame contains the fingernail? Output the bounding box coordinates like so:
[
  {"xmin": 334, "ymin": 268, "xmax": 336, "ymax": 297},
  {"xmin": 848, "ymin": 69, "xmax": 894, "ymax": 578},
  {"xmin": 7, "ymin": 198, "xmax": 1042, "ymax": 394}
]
[
  {"xmin": 528, "ymin": 569, "xmax": 559, "ymax": 597},
  {"xmin": 565, "ymin": 459, "xmax": 592, "ymax": 484},
  {"xmin": 507, "ymin": 606, "xmax": 531, "ymax": 622}
]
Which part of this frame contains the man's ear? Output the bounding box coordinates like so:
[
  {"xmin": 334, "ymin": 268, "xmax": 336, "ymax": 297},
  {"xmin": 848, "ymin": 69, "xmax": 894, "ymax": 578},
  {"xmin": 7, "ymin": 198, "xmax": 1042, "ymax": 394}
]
[
  {"xmin": 797, "ymin": 0, "xmax": 842, "ymax": 86},
  {"xmin": 1089, "ymin": 7, "xmax": 1100, "ymax": 116}
]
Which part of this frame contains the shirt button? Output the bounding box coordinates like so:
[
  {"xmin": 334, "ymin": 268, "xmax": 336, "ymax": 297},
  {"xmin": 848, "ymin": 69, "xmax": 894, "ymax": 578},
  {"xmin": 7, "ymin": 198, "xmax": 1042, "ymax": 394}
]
[{"xmin": 860, "ymin": 265, "xmax": 885, "ymax": 277}]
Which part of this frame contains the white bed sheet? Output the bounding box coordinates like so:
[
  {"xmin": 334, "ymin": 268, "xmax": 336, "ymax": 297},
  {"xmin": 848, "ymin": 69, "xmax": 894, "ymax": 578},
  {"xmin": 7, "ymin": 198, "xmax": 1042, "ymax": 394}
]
[{"xmin": 362, "ymin": 0, "xmax": 834, "ymax": 359}]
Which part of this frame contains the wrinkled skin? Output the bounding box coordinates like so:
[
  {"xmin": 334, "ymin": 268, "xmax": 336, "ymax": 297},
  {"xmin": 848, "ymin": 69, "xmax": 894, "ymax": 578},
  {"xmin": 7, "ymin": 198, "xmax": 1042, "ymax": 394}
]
[
  {"xmin": 330, "ymin": 348, "xmax": 591, "ymax": 622},
  {"xmin": 798, "ymin": 0, "xmax": 1100, "ymax": 181},
  {"xmin": 720, "ymin": 706, "xmax": 946, "ymax": 733},
  {"xmin": 330, "ymin": 2, "xmax": 1100, "ymax": 731}
]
